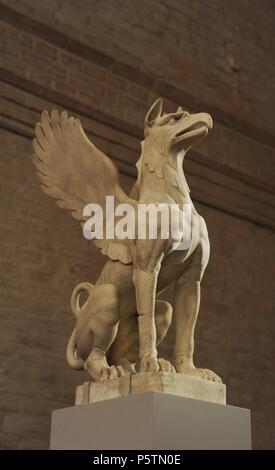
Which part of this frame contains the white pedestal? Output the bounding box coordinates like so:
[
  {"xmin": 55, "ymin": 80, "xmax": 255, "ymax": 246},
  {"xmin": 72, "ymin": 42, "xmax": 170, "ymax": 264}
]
[{"xmin": 50, "ymin": 392, "xmax": 251, "ymax": 450}]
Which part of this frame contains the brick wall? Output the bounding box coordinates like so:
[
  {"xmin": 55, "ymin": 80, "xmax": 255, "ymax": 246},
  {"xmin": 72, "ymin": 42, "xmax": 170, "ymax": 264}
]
[{"xmin": 0, "ymin": 0, "xmax": 274, "ymax": 449}]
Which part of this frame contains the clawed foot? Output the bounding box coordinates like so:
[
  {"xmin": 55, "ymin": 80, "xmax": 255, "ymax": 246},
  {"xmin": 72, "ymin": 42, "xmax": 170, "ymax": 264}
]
[
  {"xmin": 158, "ymin": 358, "xmax": 176, "ymax": 372},
  {"xmin": 176, "ymin": 364, "xmax": 222, "ymax": 383},
  {"xmin": 98, "ymin": 365, "xmax": 129, "ymax": 381},
  {"xmin": 84, "ymin": 354, "xmax": 130, "ymax": 382},
  {"xmin": 137, "ymin": 357, "xmax": 175, "ymax": 373}
]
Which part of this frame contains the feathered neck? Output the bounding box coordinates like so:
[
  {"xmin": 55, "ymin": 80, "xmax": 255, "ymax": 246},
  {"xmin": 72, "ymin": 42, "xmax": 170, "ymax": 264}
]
[{"xmin": 134, "ymin": 140, "xmax": 190, "ymax": 201}]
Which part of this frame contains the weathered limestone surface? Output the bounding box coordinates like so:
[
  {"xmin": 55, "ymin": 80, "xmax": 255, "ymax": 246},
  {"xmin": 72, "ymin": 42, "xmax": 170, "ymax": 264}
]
[
  {"xmin": 75, "ymin": 372, "xmax": 226, "ymax": 406},
  {"xmin": 75, "ymin": 376, "xmax": 131, "ymax": 405},
  {"xmin": 131, "ymin": 372, "xmax": 226, "ymax": 404}
]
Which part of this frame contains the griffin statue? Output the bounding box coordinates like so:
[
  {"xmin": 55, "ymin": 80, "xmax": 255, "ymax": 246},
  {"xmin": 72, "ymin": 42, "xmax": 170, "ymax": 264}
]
[{"xmin": 33, "ymin": 98, "xmax": 222, "ymax": 385}]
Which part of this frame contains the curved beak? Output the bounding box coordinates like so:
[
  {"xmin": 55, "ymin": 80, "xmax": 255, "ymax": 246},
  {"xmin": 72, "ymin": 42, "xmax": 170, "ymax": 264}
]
[{"xmin": 173, "ymin": 112, "xmax": 213, "ymax": 150}]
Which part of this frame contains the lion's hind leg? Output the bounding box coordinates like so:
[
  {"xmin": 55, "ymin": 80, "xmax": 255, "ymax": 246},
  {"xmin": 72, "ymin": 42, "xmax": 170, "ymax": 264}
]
[{"xmin": 77, "ymin": 284, "xmax": 129, "ymax": 381}]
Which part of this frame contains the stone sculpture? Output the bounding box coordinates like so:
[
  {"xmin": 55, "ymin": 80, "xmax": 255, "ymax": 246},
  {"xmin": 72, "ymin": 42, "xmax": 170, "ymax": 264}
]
[{"xmin": 33, "ymin": 98, "xmax": 224, "ymax": 403}]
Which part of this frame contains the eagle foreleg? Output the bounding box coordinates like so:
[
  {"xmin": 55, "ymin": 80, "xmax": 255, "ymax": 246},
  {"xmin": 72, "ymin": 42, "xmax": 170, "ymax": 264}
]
[{"xmin": 132, "ymin": 239, "xmax": 175, "ymax": 373}]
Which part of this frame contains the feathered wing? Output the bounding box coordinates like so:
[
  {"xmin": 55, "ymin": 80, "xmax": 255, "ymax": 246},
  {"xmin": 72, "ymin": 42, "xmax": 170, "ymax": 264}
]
[{"xmin": 33, "ymin": 109, "xmax": 136, "ymax": 264}]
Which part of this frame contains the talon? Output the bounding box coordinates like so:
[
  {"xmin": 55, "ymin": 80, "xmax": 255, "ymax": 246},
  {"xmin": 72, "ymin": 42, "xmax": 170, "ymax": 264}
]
[
  {"xmin": 100, "ymin": 366, "xmax": 110, "ymax": 381},
  {"xmin": 116, "ymin": 365, "xmax": 127, "ymax": 377},
  {"xmin": 109, "ymin": 365, "xmax": 119, "ymax": 380},
  {"xmin": 158, "ymin": 358, "xmax": 175, "ymax": 372},
  {"xmin": 137, "ymin": 357, "xmax": 159, "ymax": 372},
  {"xmin": 176, "ymin": 364, "xmax": 222, "ymax": 383},
  {"xmin": 116, "ymin": 358, "xmax": 136, "ymax": 374}
]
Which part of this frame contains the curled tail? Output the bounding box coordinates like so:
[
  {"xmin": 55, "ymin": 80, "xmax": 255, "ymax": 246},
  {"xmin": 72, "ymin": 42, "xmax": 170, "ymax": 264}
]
[
  {"xmin": 70, "ymin": 282, "xmax": 94, "ymax": 317},
  {"xmin": 66, "ymin": 282, "xmax": 94, "ymax": 370}
]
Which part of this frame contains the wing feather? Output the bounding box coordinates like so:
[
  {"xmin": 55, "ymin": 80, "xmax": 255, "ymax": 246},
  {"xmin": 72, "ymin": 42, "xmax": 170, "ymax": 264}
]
[{"xmin": 33, "ymin": 110, "xmax": 135, "ymax": 264}]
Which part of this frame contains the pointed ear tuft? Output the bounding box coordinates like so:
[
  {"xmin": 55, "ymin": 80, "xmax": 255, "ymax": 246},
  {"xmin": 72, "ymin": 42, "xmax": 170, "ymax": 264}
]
[{"xmin": 144, "ymin": 98, "xmax": 163, "ymax": 129}]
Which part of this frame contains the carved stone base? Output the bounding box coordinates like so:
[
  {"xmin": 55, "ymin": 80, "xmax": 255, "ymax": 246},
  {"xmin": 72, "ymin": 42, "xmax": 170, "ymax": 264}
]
[{"xmin": 75, "ymin": 372, "xmax": 226, "ymax": 406}]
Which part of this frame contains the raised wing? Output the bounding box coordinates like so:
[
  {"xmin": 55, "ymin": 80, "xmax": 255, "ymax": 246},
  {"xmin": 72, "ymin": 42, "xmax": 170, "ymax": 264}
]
[{"xmin": 33, "ymin": 110, "xmax": 135, "ymax": 264}]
